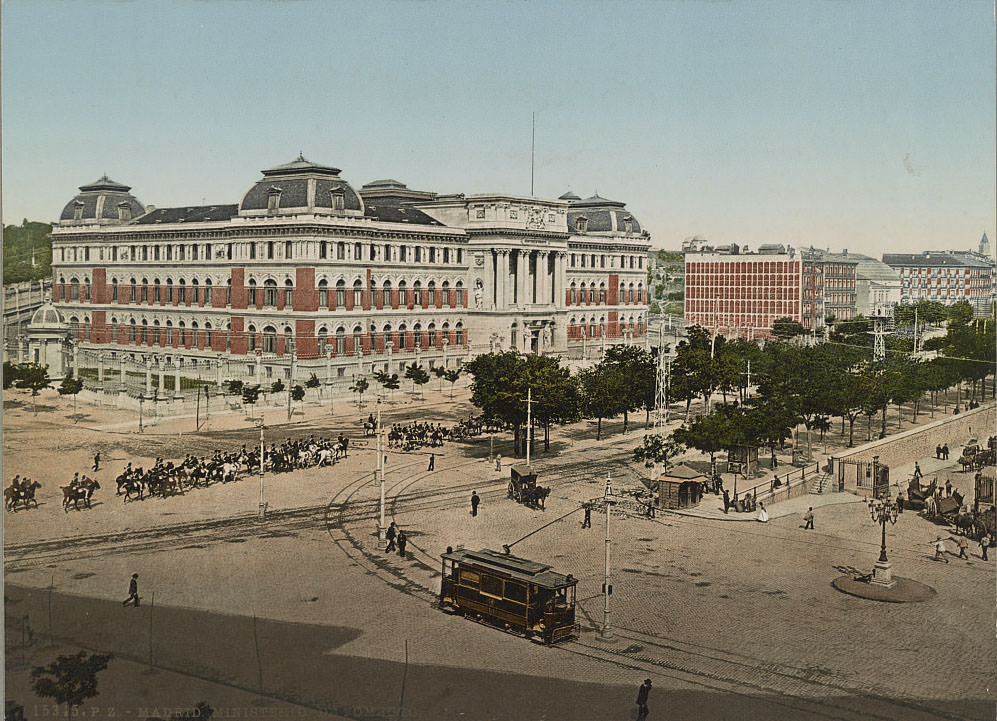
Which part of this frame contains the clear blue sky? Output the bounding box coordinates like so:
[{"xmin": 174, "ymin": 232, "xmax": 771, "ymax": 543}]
[{"xmin": 3, "ymin": 0, "xmax": 994, "ymax": 257}]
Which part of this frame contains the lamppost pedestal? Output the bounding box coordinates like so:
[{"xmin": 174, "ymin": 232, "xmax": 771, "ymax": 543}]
[{"xmin": 871, "ymin": 560, "xmax": 896, "ymax": 588}]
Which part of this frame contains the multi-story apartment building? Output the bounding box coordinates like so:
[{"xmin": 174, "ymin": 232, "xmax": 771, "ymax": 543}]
[
  {"xmin": 47, "ymin": 156, "xmax": 649, "ymax": 379},
  {"xmin": 882, "ymin": 251, "xmax": 993, "ymax": 312},
  {"xmin": 800, "ymin": 248, "xmax": 858, "ymax": 329}
]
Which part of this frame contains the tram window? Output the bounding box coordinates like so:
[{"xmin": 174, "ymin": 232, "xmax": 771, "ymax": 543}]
[
  {"xmin": 504, "ymin": 581, "xmax": 527, "ymax": 604},
  {"xmin": 459, "ymin": 569, "xmax": 479, "ymax": 587},
  {"xmin": 480, "ymin": 575, "xmax": 503, "ymax": 597}
]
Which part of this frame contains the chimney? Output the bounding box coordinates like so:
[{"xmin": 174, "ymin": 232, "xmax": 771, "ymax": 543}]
[{"xmin": 842, "ymin": 249, "xmax": 848, "ymax": 256}]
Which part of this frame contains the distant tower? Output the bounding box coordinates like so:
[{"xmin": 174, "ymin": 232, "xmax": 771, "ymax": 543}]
[{"xmin": 979, "ymin": 232, "xmax": 992, "ymax": 257}]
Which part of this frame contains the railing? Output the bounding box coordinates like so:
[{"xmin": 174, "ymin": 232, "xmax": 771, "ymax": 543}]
[{"xmin": 738, "ymin": 462, "xmax": 822, "ymax": 504}]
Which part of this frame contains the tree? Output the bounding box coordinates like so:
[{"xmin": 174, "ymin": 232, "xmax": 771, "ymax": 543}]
[
  {"xmin": 350, "ymin": 377, "xmax": 370, "ymax": 408},
  {"xmin": 444, "ymin": 369, "xmax": 461, "ymax": 399},
  {"xmin": 404, "ymin": 363, "xmax": 430, "ymax": 396},
  {"xmin": 57, "ymin": 371, "xmax": 85, "ymax": 420},
  {"xmin": 373, "ymin": 370, "xmax": 400, "ymax": 400},
  {"xmin": 601, "ymin": 345, "xmax": 653, "ymax": 434},
  {"xmin": 772, "ymin": 317, "xmax": 805, "ymax": 340},
  {"xmin": 577, "ymin": 362, "xmax": 627, "ymax": 441},
  {"xmin": 3, "ymin": 360, "xmax": 22, "ymax": 389},
  {"xmin": 290, "ymin": 384, "xmax": 305, "ymax": 407},
  {"xmin": 465, "ymin": 352, "xmax": 530, "ymax": 455},
  {"xmin": 632, "ymin": 433, "xmax": 684, "ymax": 476},
  {"xmin": 432, "ymin": 365, "xmax": 446, "ymax": 391},
  {"xmin": 270, "ymin": 378, "xmax": 285, "ymax": 394},
  {"xmin": 672, "ymin": 412, "xmax": 733, "ymax": 474},
  {"xmin": 242, "ymin": 384, "xmax": 262, "ymax": 417},
  {"xmin": 14, "ymin": 363, "xmax": 51, "ymax": 415},
  {"xmin": 523, "ymin": 354, "xmax": 580, "ymax": 451},
  {"xmin": 947, "ymin": 300, "xmax": 973, "ymax": 325},
  {"xmin": 3, "ymin": 220, "xmax": 53, "ymax": 284},
  {"xmin": 31, "ymin": 651, "xmax": 112, "ymax": 716}
]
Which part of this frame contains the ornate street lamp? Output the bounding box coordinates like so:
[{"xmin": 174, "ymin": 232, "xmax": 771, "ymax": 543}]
[{"xmin": 867, "ymin": 495, "xmax": 900, "ymax": 587}]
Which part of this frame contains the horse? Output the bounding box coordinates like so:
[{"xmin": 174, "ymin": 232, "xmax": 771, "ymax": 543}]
[
  {"xmin": 221, "ymin": 462, "xmax": 241, "ymax": 483},
  {"xmin": 63, "ymin": 478, "xmax": 99, "ymax": 512},
  {"xmin": 120, "ymin": 477, "xmax": 144, "ymax": 502},
  {"xmin": 5, "ymin": 480, "xmax": 41, "ymax": 512},
  {"xmin": 363, "ymin": 422, "xmax": 376, "ymax": 437},
  {"xmin": 316, "ymin": 448, "xmax": 336, "ymax": 467}
]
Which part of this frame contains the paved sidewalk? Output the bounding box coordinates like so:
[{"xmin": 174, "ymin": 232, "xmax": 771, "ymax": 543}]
[{"xmin": 668, "ymin": 489, "xmax": 865, "ymax": 522}]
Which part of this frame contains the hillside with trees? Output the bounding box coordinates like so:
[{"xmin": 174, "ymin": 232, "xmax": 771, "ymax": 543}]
[{"xmin": 3, "ymin": 220, "xmax": 52, "ymax": 284}]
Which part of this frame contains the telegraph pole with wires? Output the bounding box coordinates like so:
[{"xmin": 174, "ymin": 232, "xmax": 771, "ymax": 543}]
[
  {"xmin": 653, "ymin": 338, "xmax": 674, "ymax": 428},
  {"xmin": 871, "ymin": 311, "xmax": 888, "ymax": 361}
]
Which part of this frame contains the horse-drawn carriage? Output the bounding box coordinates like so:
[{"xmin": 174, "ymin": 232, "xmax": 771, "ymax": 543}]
[
  {"xmin": 508, "ymin": 464, "xmax": 551, "ymax": 510},
  {"xmin": 958, "ymin": 440, "xmax": 996, "ymax": 473},
  {"xmin": 905, "ymin": 477, "xmax": 937, "ymax": 511}
]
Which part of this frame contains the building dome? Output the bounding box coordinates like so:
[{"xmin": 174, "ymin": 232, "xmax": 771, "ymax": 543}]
[
  {"xmin": 239, "ymin": 155, "xmax": 364, "ymax": 215},
  {"xmin": 28, "ymin": 301, "xmax": 65, "ymax": 330},
  {"xmin": 58, "ymin": 175, "xmax": 145, "ymax": 224},
  {"xmin": 566, "ymin": 194, "xmax": 641, "ymax": 235}
]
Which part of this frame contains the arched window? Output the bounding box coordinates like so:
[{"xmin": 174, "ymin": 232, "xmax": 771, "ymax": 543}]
[
  {"xmin": 284, "ymin": 326, "xmax": 294, "ymax": 354},
  {"xmin": 248, "ymin": 324, "xmax": 257, "ymax": 351},
  {"xmin": 84, "ymin": 278, "xmax": 91, "ymax": 301},
  {"xmin": 263, "ymin": 326, "xmax": 277, "ymax": 353},
  {"xmin": 69, "ymin": 278, "xmax": 80, "ymax": 301},
  {"xmin": 620, "ymin": 283, "xmax": 626, "ymax": 304},
  {"xmin": 153, "ymin": 279, "xmax": 161, "ymax": 304},
  {"xmin": 318, "ymin": 279, "xmax": 328, "ymax": 308},
  {"xmin": 141, "ymin": 279, "xmax": 149, "ymax": 303},
  {"xmin": 636, "ymin": 283, "xmax": 643, "ymax": 304},
  {"xmin": 589, "ymin": 283, "xmax": 596, "ymax": 304},
  {"xmin": 352, "ymin": 279, "xmax": 363, "ymax": 307},
  {"xmin": 455, "ymin": 280, "xmax": 465, "ymax": 307},
  {"xmin": 111, "ymin": 317, "xmax": 119, "ymax": 343},
  {"xmin": 191, "ymin": 321, "xmax": 200, "ymax": 347},
  {"xmin": 191, "ymin": 278, "xmax": 199, "ymax": 304},
  {"xmin": 335, "ymin": 326, "xmax": 346, "ymax": 355},
  {"xmin": 141, "ymin": 319, "xmax": 149, "ymax": 344},
  {"xmin": 166, "ymin": 278, "xmax": 173, "ymax": 303},
  {"xmin": 570, "ymin": 282, "xmax": 577, "ymax": 305},
  {"xmin": 413, "ymin": 322, "xmax": 423, "ymax": 349},
  {"xmin": 178, "ymin": 321, "xmax": 186, "ymax": 346},
  {"xmin": 317, "ymin": 327, "xmax": 328, "ymax": 355},
  {"xmin": 205, "ymin": 322, "xmax": 213, "ymax": 347},
  {"xmin": 428, "ymin": 322, "xmax": 437, "ymax": 348},
  {"xmin": 130, "ymin": 278, "xmax": 137, "ymax": 303},
  {"xmin": 398, "ymin": 322, "xmax": 408, "ymax": 349},
  {"xmin": 398, "ymin": 280, "xmax": 407, "ymax": 307},
  {"xmin": 129, "ymin": 319, "xmax": 136, "ymax": 343},
  {"xmin": 264, "ymin": 280, "xmax": 277, "ymax": 307},
  {"xmin": 442, "ymin": 281, "xmax": 451, "ymax": 306},
  {"xmin": 111, "ymin": 279, "xmax": 119, "ymax": 302},
  {"xmin": 178, "ymin": 278, "xmax": 186, "ymax": 304},
  {"xmin": 284, "ymin": 279, "xmax": 294, "ymax": 308},
  {"xmin": 382, "ymin": 323, "xmax": 393, "ymax": 349},
  {"xmin": 165, "ymin": 319, "xmax": 173, "ymax": 345},
  {"xmin": 382, "ymin": 280, "xmax": 392, "ymax": 308},
  {"xmin": 455, "ymin": 321, "xmax": 464, "ymax": 346},
  {"xmin": 335, "ymin": 280, "xmax": 346, "ymax": 307},
  {"xmin": 428, "ymin": 280, "xmax": 437, "ymax": 307},
  {"xmin": 628, "ymin": 283, "xmax": 635, "ymax": 304},
  {"xmin": 599, "ymin": 283, "xmax": 606, "ymax": 305},
  {"xmin": 248, "ymin": 279, "xmax": 258, "ymax": 306},
  {"xmin": 352, "ymin": 325, "xmax": 363, "ymax": 352},
  {"xmin": 204, "ymin": 279, "xmax": 212, "ymax": 304},
  {"xmin": 413, "ymin": 281, "xmax": 422, "ymax": 306}
]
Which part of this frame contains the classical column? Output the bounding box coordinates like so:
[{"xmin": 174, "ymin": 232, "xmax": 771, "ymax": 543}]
[
  {"xmin": 158, "ymin": 357, "xmax": 166, "ymax": 398},
  {"xmin": 555, "ymin": 252, "xmax": 566, "ymax": 308},
  {"xmin": 499, "ymin": 251, "xmax": 510, "ymax": 309},
  {"xmin": 517, "ymin": 251, "xmax": 529, "ymax": 307},
  {"xmin": 538, "ymin": 251, "xmax": 549, "ymax": 306}
]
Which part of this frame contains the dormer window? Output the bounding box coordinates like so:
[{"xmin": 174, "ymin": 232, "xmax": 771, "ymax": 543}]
[
  {"xmin": 575, "ymin": 216, "xmax": 588, "ymax": 233},
  {"xmin": 117, "ymin": 202, "xmax": 132, "ymax": 221},
  {"xmin": 73, "ymin": 201, "xmax": 85, "ymax": 221},
  {"xmin": 330, "ymin": 188, "xmax": 345, "ymax": 211},
  {"xmin": 267, "ymin": 186, "xmax": 282, "ymax": 213},
  {"xmin": 623, "ymin": 216, "xmax": 633, "ymax": 235}
]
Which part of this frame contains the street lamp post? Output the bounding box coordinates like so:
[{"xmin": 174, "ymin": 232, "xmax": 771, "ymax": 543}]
[
  {"xmin": 601, "ymin": 473, "xmax": 615, "ymax": 639},
  {"xmin": 867, "ymin": 493, "xmax": 899, "ymax": 588},
  {"xmin": 256, "ymin": 418, "xmax": 266, "ymax": 519},
  {"xmin": 377, "ymin": 398, "xmax": 386, "ymax": 541}
]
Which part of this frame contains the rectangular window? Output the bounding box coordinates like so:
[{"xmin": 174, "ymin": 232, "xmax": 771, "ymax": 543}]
[
  {"xmin": 430, "ymin": 248, "xmax": 437, "ymax": 263},
  {"xmin": 320, "ymin": 241, "xmax": 327, "ymax": 259},
  {"xmin": 480, "ymin": 575, "xmax": 503, "ymax": 598},
  {"xmin": 457, "ymin": 248, "xmax": 463, "ymax": 264},
  {"xmin": 250, "ymin": 243, "xmax": 256, "ymax": 260},
  {"xmin": 354, "ymin": 243, "xmax": 362, "ymax": 260},
  {"xmin": 337, "ymin": 242, "xmax": 345, "ymax": 260},
  {"xmin": 285, "ymin": 241, "xmax": 292, "ymax": 259},
  {"xmin": 400, "ymin": 246, "xmax": 408, "ymax": 262},
  {"xmin": 415, "ymin": 247, "xmax": 422, "ymax": 263},
  {"xmin": 443, "ymin": 248, "xmax": 450, "ymax": 263},
  {"xmin": 319, "ymin": 287, "xmax": 328, "ymax": 307},
  {"xmin": 267, "ymin": 241, "xmax": 274, "ymax": 260}
]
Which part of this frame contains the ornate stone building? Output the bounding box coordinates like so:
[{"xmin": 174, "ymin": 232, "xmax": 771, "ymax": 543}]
[{"xmin": 49, "ymin": 156, "xmax": 650, "ymax": 380}]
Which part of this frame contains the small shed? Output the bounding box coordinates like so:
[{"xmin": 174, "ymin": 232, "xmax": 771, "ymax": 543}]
[{"xmin": 657, "ymin": 464, "xmax": 707, "ymax": 510}]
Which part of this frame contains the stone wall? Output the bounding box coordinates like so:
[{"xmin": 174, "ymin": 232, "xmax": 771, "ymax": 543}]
[{"xmin": 832, "ymin": 402, "xmax": 995, "ymax": 478}]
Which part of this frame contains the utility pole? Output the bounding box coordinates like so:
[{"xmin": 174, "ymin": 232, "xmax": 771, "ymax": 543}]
[
  {"xmin": 377, "ymin": 400, "xmax": 386, "ymax": 540},
  {"xmin": 523, "ymin": 387, "xmax": 533, "ymax": 466},
  {"xmin": 913, "ymin": 306, "xmax": 919, "ymax": 354},
  {"xmin": 601, "ymin": 473, "xmax": 615, "ymax": 639},
  {"xmin": 871, "ymin": 310, "xmax": 887, "ymax": 362},
  {"xmin": 257, "ymin": 418, "xmax": 266, "ymax": 519}
]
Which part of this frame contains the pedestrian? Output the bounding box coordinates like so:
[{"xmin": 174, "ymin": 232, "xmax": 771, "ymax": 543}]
[
  {"xmin": 956, "ymin": 535, "xmax": 968, "ymax": 560},
  {"xmin": 635, "ymin": 678, "xmax": 652, "ymax": 721},
  {"xmin": 722, "ymin": 489, "xmax": 730, "ymax": 514},
  {"xmin": 385, "ymin": 522, "xmax": 397, "ymax": 553},
  {"xmin": 92, "ymin": 452, "xmax": 101, "ymax": 472},
  {"xmin": 979, "ymin": 534, "xmax": 990, "ymax": 561},
  {"xmin": 757, "ymin": 501, "xmax": 768, "ymax": 523},
  {"xmin": 495, "ymin": 454, "xmax": 502, "ymax": 472},
  {"xmin": 942, "ymin": 444, "xmax": 949, "ymax": 460},
  {"xmin": 896, "ymin": 490, "xmax": 904, "ymax": 513},
  {"xmin": 582, "ymin": 502, "xmax": 592, "ymax": 528},
  {"xmin": 427, "ymin": 453, "xmax": 435, "ymax": 472},
  {"xmin": 470, "ymin": 490, "xmax": 480, "ymax": 517},
  {"xmin": 935, "ymin": 445, "xmax": 942, "ymax": 460},
  {"xmin": 933, "ymin": 536, "xmax": 949, "ymax": 563},
  {"xmin": 397, "ymin": 531, "xmax": 407, "ymax": 558},
  {"xmin": 913, "ymin": 462, "xmax": 923, "ymax": 481},
  {"xmin": 770, "ymin": 448, "xmax": 778, "ymax": 469},
  {"xmin": 802, "ymin": 507, "xmax": 814, "ymax": 530},
  {"xmin": 945, "ymin": 479, "xmax": 952, "ymax": 497},
  {"xmin": 122, "ymin": 573, "xmax": 140, "ymax": 607}
]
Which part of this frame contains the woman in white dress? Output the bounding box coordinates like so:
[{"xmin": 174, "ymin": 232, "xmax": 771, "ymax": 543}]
[{"xmin": 757, "ymin": 501, "xmax": 769, "ymax": 523}]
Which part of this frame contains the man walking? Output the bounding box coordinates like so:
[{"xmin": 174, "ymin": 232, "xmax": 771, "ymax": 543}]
[
  {"xmin": 803, "ymin": 507, "xmax": 814, "ymax": 530},
  {"xmin": 944, "ymin": 479, "xmax": 952, "ymax": 497},
  {"xmin": 396, "ymin": 530, "xmax": 407, "ymax": 559},
  {"xmin": 722, "ymin": 489, "xmax": 730, "ymax": 514},
  {"xmin": 933, "ymin": 536, "xmax": 949, "ymax": 563},
  {"xmin": 122, "ymin": 573, "xmax": 140, "ymax": 607},
  {"xmin": 581, "ymin": 502, "xmax": 592, "ymax": 529},
  {"xmin": 470, "ymin": 491, "xmax": 480, "ymax": 517},
  {"xmin": 979, "ymin": 534, "xmax": 990, "ymax": 561},
  {"xmin": 956, "ymin": 535, "xmax": 969, "ymax": 560},
  {"xmin": 92, "ymin": 452, "xmax": 101, "ymax": 472},
  {"xmin": 942, "ymin": 444, "xmax": 949, "ymax": 460},
  {"xmin": 635, "ymin": 678, "xmax": 652, "ymax": 721},
  {"xmin": 913, "ymin": 462, "xmax": 923, "ymax": 482},
  {"xmin": 495, "ymin": 454, "xmax": 502, "ymax": 472},
  {"xmin": 385, "ymin": 522, "xmax": 397, "ymax": 553},
  {"xmin": 427, "ymin": 453, "xmax": 435, "ymax": 472}
]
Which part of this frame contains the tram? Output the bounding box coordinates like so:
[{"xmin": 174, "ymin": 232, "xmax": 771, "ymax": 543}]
[{"xmin": 439, "ymin": 547, "xmax": 579, "ymax": 645}]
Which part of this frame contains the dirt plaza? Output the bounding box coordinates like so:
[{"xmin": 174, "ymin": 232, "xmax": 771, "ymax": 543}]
[{"xmin": 3, "ymin": 384, "xmax": 995, "ymax": 720}]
